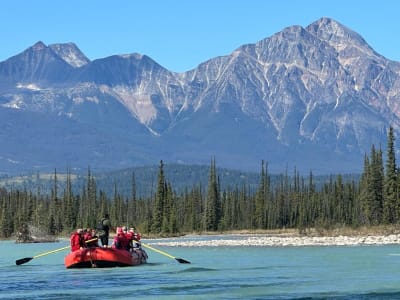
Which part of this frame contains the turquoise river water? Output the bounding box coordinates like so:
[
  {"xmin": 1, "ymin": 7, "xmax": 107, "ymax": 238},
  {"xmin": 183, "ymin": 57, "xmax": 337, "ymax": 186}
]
[{"xmin": 1, "ymin": 235, "xmax": 400, "ymax": 299}]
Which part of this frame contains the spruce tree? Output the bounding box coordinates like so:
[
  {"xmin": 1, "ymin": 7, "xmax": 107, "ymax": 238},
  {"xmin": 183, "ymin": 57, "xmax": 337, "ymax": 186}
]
[
  {"xmin": 359, "ymin": 154, "xmax": 372, "ymax": 224},
  {"xmin": 49, "ymin": 169, "xmax": 62, "ymax": 234},
  {"xmin": 204, "ymin": 158, "xmax": 220, "ymax": 231},
  {"xmin": 254, "ymin": 161, "xmax": 266, "ymax": 228},
  {"xmin": 63, "ymin": 170, "xmax": 75, "ymax": 231},
  {"xmin": 383, "ymin": 126, "xmax": 398, "ymax": 223},
  {"xmin": 127, "ymin": 171, "xmax": 137, "ymax": 226},
  {"xmin": 365, "ymin": 145, "xmax": 384, "ymax": 225},
  {"xmin": 152, "ymin": 160, "xmax": 165, "ymax": 233}
]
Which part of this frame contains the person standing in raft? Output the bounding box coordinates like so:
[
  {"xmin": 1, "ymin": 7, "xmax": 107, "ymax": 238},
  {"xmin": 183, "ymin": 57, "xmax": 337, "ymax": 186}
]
[
  {"xmin": 70, "ymin": 228, "xmax": 85, "ymax": 251},
  {"xmin": 97, "ymin": 214, "xmax": 113, "ymax": 247}
]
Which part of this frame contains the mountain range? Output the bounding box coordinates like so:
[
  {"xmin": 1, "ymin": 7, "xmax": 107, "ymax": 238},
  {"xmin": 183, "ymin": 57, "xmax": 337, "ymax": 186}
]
[{"xmin": 1, "ymin": 17, "xmax": 399, "ymax": 175}]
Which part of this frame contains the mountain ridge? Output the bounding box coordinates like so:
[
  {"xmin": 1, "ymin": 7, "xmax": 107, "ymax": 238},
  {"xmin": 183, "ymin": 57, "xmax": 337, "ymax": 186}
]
[{"xmin": 0, "ymin": 17, "xmax": 399, "ymax": 175}]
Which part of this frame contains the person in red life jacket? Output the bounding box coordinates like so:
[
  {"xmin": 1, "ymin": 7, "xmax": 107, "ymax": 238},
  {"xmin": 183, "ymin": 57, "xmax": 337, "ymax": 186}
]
[
  {"xmin": 125, "ymin": 227, "xmax": 133, "ymax": 240},
  {"xmin": 84, "ymin": 228, "xmax": 98, "ymax": 248},
  {"xmin": 83, "ymin": 228, "xmax": 91, "ymax": 242},
  {"xmin": 90, "ymin": 229, "xmax": 99, "ymax": 247},
  {"xmin": 129, "ymin": 227, "xmax": 141, "ymax": 248},
  {"xmin": 125, "ymin": 227, "xmax": 134, "ymax": 250},
  {"xmin": 112, "ymin": 227, "xmax": 130, "ymax": 250},
  {"xmin": 131, "ymin": 227, "xmax": 141, "ymax": 242},
  {"xmin": 70, "ymin": 228, "xmax": 84, "ymax": 251},
  {"xmin": 119, "ymin": 226, "xmax": 131, "ymax": 250},
  {"xmin": 111, "ymin": 226, "xmax": 121, "ymax": 248}
]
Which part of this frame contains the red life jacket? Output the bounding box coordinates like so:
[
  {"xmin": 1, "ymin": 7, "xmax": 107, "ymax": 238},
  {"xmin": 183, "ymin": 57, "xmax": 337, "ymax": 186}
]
[
  {"xmin": 84, "ymin": 232, "xmax": 98, "ymax": 247},
  {"xmin": 133, "ymin": 232, "xmax": 141, "ymax": 241},
  {"xmin": 83, "ymin": 232, "xmax": 92, "ymax": 241},
  {"xmin": 125, "ymin": 232, "xmax": 133, "ymax": 240},
  {"xmin": 113, "ymin": 233, "xmax": 130, "ymax": 250},
  {"xmin": 70, "ymin": 232, "xmax": 82, "ymax": 251},
  {"xmin": 121, "ymin": 233, "xmax": 131, "ymax": 250}
]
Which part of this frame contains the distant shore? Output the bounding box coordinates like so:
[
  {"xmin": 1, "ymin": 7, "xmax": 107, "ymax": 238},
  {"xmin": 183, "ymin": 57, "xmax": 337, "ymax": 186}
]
[
  {"xmin": 149, "ymin": 233, "xmax": 400, "ymax": 247},
  {"xmin": 147, "ymin": 226, "xmax": 400, "ymax": 247},
  {"xmin": 8, "ymin": 226, "xmax": 400, "ymax": 247}
]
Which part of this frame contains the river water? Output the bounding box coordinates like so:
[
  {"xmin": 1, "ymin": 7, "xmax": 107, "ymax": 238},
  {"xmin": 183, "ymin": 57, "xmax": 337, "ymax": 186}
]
[{"xmin": 1, "ymin": 236, "xmax": 400, "ymax": 299}]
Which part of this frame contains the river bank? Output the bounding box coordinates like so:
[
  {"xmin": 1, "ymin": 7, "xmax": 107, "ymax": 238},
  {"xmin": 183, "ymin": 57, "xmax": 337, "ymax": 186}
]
[
  {"xmin": 150, "ymin": 233, "xmax": 400, "ymax": 247},
  {"xmin": 148, "ymin": 226, "xmax": 400, "ymax": 247},
  {"xmin": 8, "ymin": 225, "xmax": 400, "ymax": 247}
]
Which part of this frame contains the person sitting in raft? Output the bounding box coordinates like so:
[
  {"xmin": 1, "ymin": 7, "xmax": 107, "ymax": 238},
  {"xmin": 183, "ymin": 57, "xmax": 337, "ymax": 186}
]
[
  {"xmin": 111, "ymin": 226, "xmax": 121, "ymax": 248},
  {"xmin": 125, "ymin": 227, "xmax": 133, "ymax": 249},
  {"xmin": 112, "ymin": 227, "xmax": 130, "ymax": 250},
  {"xmin": 129, "ymin": 227, "xmax": 141, "ymax": 248},
  {"xmin": 83, "ymin": 228, "xmax": 90, "ymax": 240},
  {"xmin": 132, "ymin": 227, "xmax": 141, "ymax": 241},
  {"xmin": 84, "ymin": 228, "xmax": 98, "ymax": 248},
  {"xmin": 120, "ymin": 226, "xmax": 131, "ymax": 250},
  {"xmin": 70, "ymin": 228, "xmax": 85, "ymax": 252}
]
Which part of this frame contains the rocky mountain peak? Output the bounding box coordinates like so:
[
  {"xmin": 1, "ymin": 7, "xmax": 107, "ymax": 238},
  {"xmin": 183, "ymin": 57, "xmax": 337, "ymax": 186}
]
[
  {"xmin": 0, "ymin": 18, "xmax": 398, "ymax": 174},
  {"xmin": 32, "ymin": 41, "xmax": 47, "ymax": 51},
  {"xmin": 306, "ymin": 17, "xmax": 372, "ymax": 51},
  {"xmin": 0, "ymin": 41, "xmax": 75, "ymax": 84},
  {"xmin": 49, "ymin": 43, "xmax": 90, "ymax": 68}
]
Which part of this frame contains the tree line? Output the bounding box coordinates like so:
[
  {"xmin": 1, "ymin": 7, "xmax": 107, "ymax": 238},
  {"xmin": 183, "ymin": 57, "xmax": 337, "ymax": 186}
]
[{"xmin": 0, "ymin": 127, "xmax": 399, "ymax": 238}]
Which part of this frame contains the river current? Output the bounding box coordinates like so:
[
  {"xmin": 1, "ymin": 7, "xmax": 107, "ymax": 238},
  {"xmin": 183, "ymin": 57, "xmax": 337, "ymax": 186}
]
[{"xmin": 1, "ymin": 236, "xmax": 400, "ymax": 299}]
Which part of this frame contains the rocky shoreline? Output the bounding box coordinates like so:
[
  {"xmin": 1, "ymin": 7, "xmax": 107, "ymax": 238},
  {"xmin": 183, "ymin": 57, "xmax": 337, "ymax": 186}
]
[{"xmin": 150, "ymin": 234, "xmax": 400, "ymax": 247}]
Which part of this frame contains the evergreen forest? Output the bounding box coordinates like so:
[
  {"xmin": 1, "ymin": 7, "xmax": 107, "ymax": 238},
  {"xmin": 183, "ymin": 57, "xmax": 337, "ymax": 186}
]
[{"xmin": 1, "ymin": 127, "xmax": 399, "ymax": 238}]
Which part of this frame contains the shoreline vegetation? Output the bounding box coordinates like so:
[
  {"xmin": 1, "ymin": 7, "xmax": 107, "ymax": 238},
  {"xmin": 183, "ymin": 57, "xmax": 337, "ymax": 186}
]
[{"xmin": 2, "ymin": 129, "xmax": 400, "ymax": 242}]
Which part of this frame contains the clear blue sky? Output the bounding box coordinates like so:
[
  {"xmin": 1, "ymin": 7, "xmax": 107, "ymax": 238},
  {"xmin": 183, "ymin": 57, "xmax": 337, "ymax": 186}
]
[{"xmin": 1, "ymin": 0, "xmax": 399, "ymax": 72}]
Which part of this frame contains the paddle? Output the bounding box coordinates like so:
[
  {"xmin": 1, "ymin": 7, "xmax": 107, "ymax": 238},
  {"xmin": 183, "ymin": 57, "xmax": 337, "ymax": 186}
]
[
  {"xmin": 16, "ymin": 238, "xmax": 98, "ymax": 266},
  {"xmin": 140, "ymin": 242, "xmax": 191, "ymax": 264},
  {"xmin": 16, "ymin": 245, "xmax": 70, "ymax": 265}
]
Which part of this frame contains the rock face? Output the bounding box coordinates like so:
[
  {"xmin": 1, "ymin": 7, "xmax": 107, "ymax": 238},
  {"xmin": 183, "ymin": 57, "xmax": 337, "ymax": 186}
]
[
  {"xmin": 0, "ymin": 17, "xmax": 399, "ymax": 174},
  {"xmin": 15, "ymin": 224, "xmax": 58, "ymax": 243}
]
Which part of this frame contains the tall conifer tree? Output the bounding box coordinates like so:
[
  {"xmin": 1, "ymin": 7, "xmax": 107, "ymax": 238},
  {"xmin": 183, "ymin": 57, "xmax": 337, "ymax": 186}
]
[
  {"xmin": 383, "ymin": 126, "xmax": 398, "ymax": 223},
  {"xmin": 204, "ymin": 158, "xmax": 220, "ymax": 231},
  {"xmin": 254, "ymin": 161, "xmax": 267, "ymax": 228},
  {"xmin": 152, "ymin": 160, "xmax": 165, "ymax": 233}
]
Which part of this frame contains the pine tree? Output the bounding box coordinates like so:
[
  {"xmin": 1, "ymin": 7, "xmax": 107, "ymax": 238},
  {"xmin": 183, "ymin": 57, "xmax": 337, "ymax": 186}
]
[
  {"xmin": 63, "ymin": 170, "xmax": 75, "ymax": 231},
  {"xmin": 0, "ymin": 195, "xmax": 13, "ymax": 238},
  {"xmin": 359, "ymin": 154, "xmax": 371, "ymax": 224},
  {"xmin": 363, "ymin": 145, "xmax": 384, "ymax": 225},
  {"xmin": 166, "ymin": 182, "xmax": 178, "ymax": 234},
  {"xmin": 126, "ymin": 171, "xmax": 137, "ymax": 226},
  {"xmin": 86, "ymin": 167, "xmax": 97, "ymax": 228},
  {"xmin": 49, "ymin": 169, "xmax": 62, "ymax": 234},
  {"xmin": 254, "ymin": 161, "xmax": 266, "ymax": 228},
  {"xmin": 383, "ymin": 126, "xmax": 398, "ymax": 223},
  {"xmin": 152, "ymin": 160, "xmax": 165, "ymax": 233},
  {"xmin": 189, "ymin": 185, "xmax": 202, "ymax": 231},
  {"xmin": 161, "ymin": 182, "xmax": 171, "ymax": 233},
  {"xmin": 372, "ymin": 146, "xmax": 384, "ymax": 224},
  {"xmin": 204, "ymin": 158, "xmax": 220, "ymax": 231}
]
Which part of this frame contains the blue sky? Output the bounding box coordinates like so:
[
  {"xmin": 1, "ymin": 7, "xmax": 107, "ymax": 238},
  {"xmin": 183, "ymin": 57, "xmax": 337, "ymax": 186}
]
[{"xmin": 1, "ymin": 0, "xmax": 399, "ymax": 72}]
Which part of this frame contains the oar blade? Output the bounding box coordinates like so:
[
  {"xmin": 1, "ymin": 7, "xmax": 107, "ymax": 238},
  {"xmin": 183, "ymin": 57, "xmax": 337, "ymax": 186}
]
[
  {"xmin": 16, "ymin": 257, "xmax": 33, "ymax": 265},
  {"xmin": 175, "ymin": 257, "xmax": 191, "ymax": 264}
]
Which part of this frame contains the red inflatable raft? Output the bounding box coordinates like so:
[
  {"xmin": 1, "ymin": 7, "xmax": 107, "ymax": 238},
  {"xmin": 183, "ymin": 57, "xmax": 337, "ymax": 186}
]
[{"xmin": 64, "ymin": 247, "xmax": 148, "ymax": 268}]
